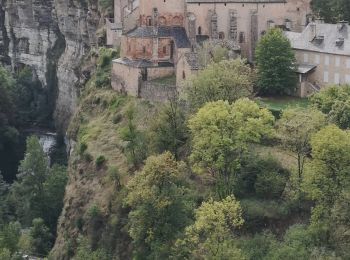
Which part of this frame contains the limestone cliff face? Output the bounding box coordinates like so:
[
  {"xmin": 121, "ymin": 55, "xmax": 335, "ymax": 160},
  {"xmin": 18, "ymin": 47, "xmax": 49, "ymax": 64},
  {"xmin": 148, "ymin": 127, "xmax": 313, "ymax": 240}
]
[{"xmin": 0, "ymin": 0, "xmax": 100, "ymax": 130}]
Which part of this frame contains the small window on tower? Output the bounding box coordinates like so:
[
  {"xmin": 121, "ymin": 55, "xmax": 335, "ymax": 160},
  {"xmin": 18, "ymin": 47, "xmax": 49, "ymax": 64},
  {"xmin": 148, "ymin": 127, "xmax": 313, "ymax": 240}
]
[{"xmin": 143, "ymin": 46, "xmax": 146, "ymax": 54}]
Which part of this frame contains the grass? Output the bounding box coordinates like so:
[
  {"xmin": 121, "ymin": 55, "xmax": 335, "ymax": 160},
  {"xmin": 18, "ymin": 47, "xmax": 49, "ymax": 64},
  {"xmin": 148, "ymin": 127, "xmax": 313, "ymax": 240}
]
[{"xmin": 256, "ymin": 96, "xmax": 310, "ymax": 111}]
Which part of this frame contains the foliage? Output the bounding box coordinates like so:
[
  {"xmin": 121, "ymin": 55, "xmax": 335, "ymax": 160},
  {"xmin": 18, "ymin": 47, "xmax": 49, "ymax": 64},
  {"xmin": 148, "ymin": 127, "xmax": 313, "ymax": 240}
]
[
  {"xmin": 277, "ymin": 107, "xmax": 326, "ymax": 191},
  {"xmin": 311, "ymin": 85, "xmax": 350, "ymax": 129},
  {"xmin": 174, "ymin": 196, "xmax": 246, "ymax": 259},
  {"xmin": 0, "ymin": 222, "xmax": 21, "ymax": 255},
  {"xmin": 29, "ymin": 218, "xmax": 53, "ymax": 256},
  {"xmin": 8, "ymin": 136, "xmax": 67, "ymax": 232},
  {"xmin": 197, "ymin": 41, "xmax": 230, "ymax": 67},
  {"xmin": 148, "ymin": 97, "xmax": 188, "ymax": 159},
  {"xmin": 124, "ymin": 152, "xmax": 192, "ymax": 259},
  {"xmin": 303, "ymin": 125, "xmax": 350, "ymax": 222},
  {"xmin": 188, "ymin": 99, "xmax": 274, "ymax": 198},
  {"xmin": 75, "ymin": 237, "xmax": 110, "ymax": 260},
  {"xmin": 185, "ymin": 59, "xmax": 254, "ymax": 110},
  {"xmin": 256, "ymin": 28, "xmax": 297, "ymax": 95},
  {"xmin": 119, "ymin": 104, "xmax": 147, "ymax": 169},
  {"xmin": 95, "ymin": 155, "xmax": 106, "ymax": 168},
  {"xmin": 311, "ymin": 0, "xmax": 350, "ymax": 23}
]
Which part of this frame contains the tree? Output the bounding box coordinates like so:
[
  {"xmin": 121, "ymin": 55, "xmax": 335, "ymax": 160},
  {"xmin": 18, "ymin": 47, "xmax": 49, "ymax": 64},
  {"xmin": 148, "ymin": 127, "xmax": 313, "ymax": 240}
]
[
  {"xmin": 10, "ymin": 136, "xmax": 48, "ymax": 226},
  {"xmin": 29, "ymin": 218, "xmax": 53, "ymax": 256},
  {"xmin": 185, "ymin": 59, "xmax": 254, "ymax": 110},
  {"xmin": 119, "ymin": 104, "xmax": 147, "ymax": 168},
  {"xmin": 124, "ymin": 152, "xmax": 192, "ymax": 259},
  {"xmin": 256, "ymin": 28, "xmax": 297, "ymax": 95},
  {"xmin": 311, "ymin": 0, "xmax": 350, "ymax": 23},
  {"xmin": 174, "ymin": 196, "xmax": 246, "ymax": 259},
  {"xmin": 197, "ymin": 40, "xmax": 230, "ymax": 68},
  {"xmin": 303, "ymin": 125, "xmax": 350, "ymax": 222},
  {"xmin": 311, "ymin": 85, "xmax": 350, "ymax": 129},
  {"xmin": 188, "ymin": 99, "xmax": 274, "ymax": 198},
  {"xmin": 148, "ymin": 97, "xmax": 188, "ymax": 159},
  {"xmin": 277, "ymin": 107, "xmax": 326, "ymax": 190},
  {"xmin": 0, "ymin": 222, "xmax": 21, "ymax": 255}
]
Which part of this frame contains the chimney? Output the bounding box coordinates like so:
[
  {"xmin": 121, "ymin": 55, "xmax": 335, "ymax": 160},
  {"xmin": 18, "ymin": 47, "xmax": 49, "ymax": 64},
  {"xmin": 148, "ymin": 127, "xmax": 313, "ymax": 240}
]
[{"xmin": 309, "ymin": 22, "xmax": 316, "ymax": 41}]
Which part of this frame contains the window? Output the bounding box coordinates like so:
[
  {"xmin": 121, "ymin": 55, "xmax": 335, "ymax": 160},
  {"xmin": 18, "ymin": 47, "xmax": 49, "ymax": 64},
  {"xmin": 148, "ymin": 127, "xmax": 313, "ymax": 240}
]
[
  {"xmin": 198, "ymin": 26, "xmax": 202, "ymax": 35},
  {"xmin": 324, "ymin": 71, "xmax": 329, "ymax": 83},
  {"xmin": 163, "ymin": 46, "xmax": 167, "ymax": 54},
  {"xmin": 335, "ymin": 57, "xmax": 340, "ymax": 67},
  {"xmin": 314, "ymin": 55, "xmax": 320, "ymax": 64},
  {"xmin": 143, "ymin": 46, "xmax": 146, "ymax": 54},
  {"xmin": 303, "ymin": 53, "xmax": 308, "ymax": 63},
  {"xmin": 182, "ymin": 71, "xmax": 186, "ymax": 80},
  {"xmin": 239, "ymin": 32, "xmax": 245, "ymax": 43},
  {"xmin": 325, "ymin": 55, "xmax": 330, "ymax": 66},
  {"xmin": 346, "ymin": 75, "xmax": 350, "ymax": 83},
  {"xmin": 147, "ymin": 17, "xmax": 152, "ymax": 26},
  {"xmin": 334, "ymin": 73, "xmax": 340, "ymax": 84},
  {"xmin": 219, "ymin": 32, "xmax": 225, "ymax": 39}
]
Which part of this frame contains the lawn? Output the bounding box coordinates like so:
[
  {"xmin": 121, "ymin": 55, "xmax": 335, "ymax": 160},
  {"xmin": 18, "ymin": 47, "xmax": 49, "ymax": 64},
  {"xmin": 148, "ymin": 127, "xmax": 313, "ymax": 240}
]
[{"xmin": 256, "ymin": 96, "xmax": 310, "ymax": 111}]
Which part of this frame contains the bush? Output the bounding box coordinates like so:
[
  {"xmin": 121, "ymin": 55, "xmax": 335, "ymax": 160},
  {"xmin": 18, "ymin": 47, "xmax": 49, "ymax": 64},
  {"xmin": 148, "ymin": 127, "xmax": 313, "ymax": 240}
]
[
  {"xmin": 79, "ymin": 142, "xmax": 88, "ymax": 155},
  {"xmin": 88, "ymin": 204, "xmax": 101, "ymax": 220},
  {"xmin": 83, "ymin": 153, "xmax": 93, "ymax": 163},
  {"xmin": 95, "ymin": 155, "xmax": 106, "ymax": 168},
  {"xmin": 255, "ymin": 170, "xmax": 288, "ymax": 199}
]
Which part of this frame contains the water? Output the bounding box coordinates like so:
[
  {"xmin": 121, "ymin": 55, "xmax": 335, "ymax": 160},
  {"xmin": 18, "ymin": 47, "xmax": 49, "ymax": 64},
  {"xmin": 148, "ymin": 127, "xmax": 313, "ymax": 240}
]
[{"xmin": 38, "ymin": 132, "xmax": 57, "ymax": 156}]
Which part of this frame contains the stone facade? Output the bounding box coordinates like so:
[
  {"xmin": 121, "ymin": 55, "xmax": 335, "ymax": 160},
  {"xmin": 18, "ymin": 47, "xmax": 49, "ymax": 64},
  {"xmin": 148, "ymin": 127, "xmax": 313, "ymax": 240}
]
[
  {"xmin": 111, "ymin": 0, "xmax": 312, "ymax": 98},
  {"xmin": 286, "ymin": 21, "xmax": 350, "ymax": 97}
]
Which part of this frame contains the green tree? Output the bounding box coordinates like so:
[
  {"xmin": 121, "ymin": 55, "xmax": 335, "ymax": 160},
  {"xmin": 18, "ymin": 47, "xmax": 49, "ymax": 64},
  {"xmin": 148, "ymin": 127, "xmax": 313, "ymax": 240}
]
[
  {"xmin": 148, "ymin": 97, "xmax": 188, "ymax": 159},
  {"xmin": 124, "ymin": 152, "xmax": 192, "ymax": 259},
  {"xmin": 185, "ymin": 59, "xmax": 254, "ymax": 110},
  {"xmin": 10, "ymin": 136, "xmax": 48, "ymax": 226},
  {"xmin": 256, "ymin": 28, "xmax": 297, "ymax": 95},
  {"xmin": 174, "ymin": 196, "xmax": 246, "ymax": 259},
  {"xmin": 303, "ymin": 125, "xmax": 350, "ymax": 222},
  {"xmin": 188, "ymin": 99, "xmax": 274, "ymax": 198},
  {"xmin": 311, "ymin": 0, "xmax": 350, "ymax": 23},
  {"xmin": 29, "ymin": 218, "xmax": 53, "ymax": 256},
  {"xmin": 311, "ymin": 85, "xmax": 350, "ymax": 129},
  {"xmin": 277, "ymin": 107, "xmax": 326, "ymax": 191},
  {"xmin": 119, "ymin": 105, "xmax": 147, "ymax": 168},
  {"xmin": 0, "ymin": 222, "xmax": 21, "ymax": 254}
]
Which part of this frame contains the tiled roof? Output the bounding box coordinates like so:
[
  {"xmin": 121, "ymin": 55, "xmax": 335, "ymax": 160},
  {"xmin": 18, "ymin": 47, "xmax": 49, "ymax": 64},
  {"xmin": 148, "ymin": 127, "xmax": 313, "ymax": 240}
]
[
  {"xmin": 285, "ymin": 22, "xmax": 350, "ymax": 56},
  {"xmin": 126, "ymin": 26, "xmax": 191, "ymax": 48}
]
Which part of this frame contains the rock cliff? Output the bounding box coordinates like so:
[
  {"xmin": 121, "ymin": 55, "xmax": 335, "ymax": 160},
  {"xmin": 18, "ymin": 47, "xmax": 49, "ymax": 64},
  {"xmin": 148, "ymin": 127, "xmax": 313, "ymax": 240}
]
[{"xmin": 0, "ymin": 0, "xmax": 101, "ymax": 131}]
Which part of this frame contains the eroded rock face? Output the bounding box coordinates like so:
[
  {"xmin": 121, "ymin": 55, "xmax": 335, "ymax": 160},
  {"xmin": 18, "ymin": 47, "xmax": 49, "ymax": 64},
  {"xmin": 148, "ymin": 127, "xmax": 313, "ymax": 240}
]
[{"xmin": 0, "ymin": 0, "xmax": 100, "ymax": 131}]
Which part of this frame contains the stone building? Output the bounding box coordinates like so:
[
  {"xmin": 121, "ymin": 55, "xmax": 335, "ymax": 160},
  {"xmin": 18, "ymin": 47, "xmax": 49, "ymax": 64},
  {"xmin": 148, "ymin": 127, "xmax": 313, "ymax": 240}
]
[
  {"xmin": 286, "ymin": 21, "xmax": 350, "ymax": 96},
  {"xmin": 110, "ymin": 0, "xmax": 311, "ymax": 99}
]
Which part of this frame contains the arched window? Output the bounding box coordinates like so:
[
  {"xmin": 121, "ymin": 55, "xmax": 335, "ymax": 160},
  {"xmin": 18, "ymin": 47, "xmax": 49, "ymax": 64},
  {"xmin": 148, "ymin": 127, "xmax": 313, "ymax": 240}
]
[
  {"xmin": 198, "ymin": 26, "xmax": 202, "ymax": 35},
  {"xmin": 182, "ymin": 71, "xmax": 186, "ymax": 80},
  {"xmin": 147, "ymin": 16, "xmax": 152, "ymax": 26}
]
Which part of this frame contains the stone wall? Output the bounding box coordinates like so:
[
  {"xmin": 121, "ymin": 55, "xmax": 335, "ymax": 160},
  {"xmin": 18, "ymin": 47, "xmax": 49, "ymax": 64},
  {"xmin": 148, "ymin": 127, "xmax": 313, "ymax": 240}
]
[{"xmin": 140, "ymin": 81, "xmax": 177, "ymax": 102}]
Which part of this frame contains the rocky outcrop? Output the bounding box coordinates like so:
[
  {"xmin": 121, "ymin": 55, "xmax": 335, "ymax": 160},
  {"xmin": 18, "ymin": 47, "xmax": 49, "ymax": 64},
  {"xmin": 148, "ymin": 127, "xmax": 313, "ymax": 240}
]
[{"xmin": 0, "ymin": 0, "xmax": 101, "ymax": 131}]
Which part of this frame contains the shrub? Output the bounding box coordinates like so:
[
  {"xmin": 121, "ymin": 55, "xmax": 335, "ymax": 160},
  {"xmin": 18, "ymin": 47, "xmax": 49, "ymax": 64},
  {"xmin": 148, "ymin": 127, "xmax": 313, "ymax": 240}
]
[
  {"xmin": 83, "ymin": 153, "xmax": 93, "ymax": 163},
  {"xmin": 79, "ymin": 142, "xmax": 88, "ymax": 155},
  {"xmin": 255, "ymin": 170, "xmax": 288, "ymax": 199},
  {"xmin": 95, "ymin": 155, "xmax": 106, "ymax": 168}
]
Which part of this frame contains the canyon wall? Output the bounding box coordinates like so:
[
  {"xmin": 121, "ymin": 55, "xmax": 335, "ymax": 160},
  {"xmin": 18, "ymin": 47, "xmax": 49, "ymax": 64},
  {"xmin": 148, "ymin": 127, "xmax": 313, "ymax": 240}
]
[{"xmin": 0, "ymin": 0, "xmax": 101, "ymax": 131}]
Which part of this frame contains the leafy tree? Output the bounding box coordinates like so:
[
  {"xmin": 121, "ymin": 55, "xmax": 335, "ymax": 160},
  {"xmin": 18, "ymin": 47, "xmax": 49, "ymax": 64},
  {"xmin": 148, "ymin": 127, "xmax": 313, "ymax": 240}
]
[
  {"xmin": 311, "ymin": 85, "xmax": 350, "ymax": 129},
  {"xmin": 277, "ymin": 107, "xmax": 326, "ymax": 191},
  {"xmin": 124, "ymin": 152, "xmax": 192, "ymax": 259},
  {"xmin": 75, "ymin": 237, "xmax": 110, "ymax": 260},
  {"xmin": 256, "ymin": 28, "xmax": 297, "ymax": 95},
  {"xmin": 197, "ymin": 41, "xmax": 230, "ymax": 67},
  {"xmin": 329, "ymin": 188, "xmax": 350, "ymax": 257},
  {"xmin": 303, "ymin": 125, "xmax": 350, "ymax": 223},
  {"xmin": 8, "ymin": 136, "xmax": 67, "ymax": 232},
  {"xmin": 0, "ymin": 222, "xmax": 21, "ymax": 255},
  {"xmin": 119, "ymin": 105, "xmax": 147, "ymax": 168},
  {"xmin": 148, "ymin": 97, "xmax": 188, "ymax": 159},
  {"xmin": 9, "ymin": 136, "xmax": 48, "ymax": 226},
  {"xmin": 174, "ymin": 196, "xmax": 246, "ymax": 259},
  {"xmin": 29, "ymin": 218, "xmax": 53, "ymax": 256},
  {"xmin": 185, "ymin": 59, "xmax": 254, "ymax": 110},
  {"xmin": 188, "ymin": 99, "xmax": 274, "ymax": 198},
  {"xmin": 311, "ymin": 0, "xmax": 350, "ymax": 23}
]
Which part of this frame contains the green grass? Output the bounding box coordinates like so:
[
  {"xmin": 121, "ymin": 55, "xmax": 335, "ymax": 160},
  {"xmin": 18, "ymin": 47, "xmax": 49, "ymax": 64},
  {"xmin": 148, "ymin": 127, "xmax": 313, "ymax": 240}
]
[
  {"xmin": 257, "ymin": 96, "xmax": 310, "ymax": 111},
  {"xmin": 151, "ymin": 74, "xmax": 176, "ymax": 85}
]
